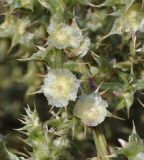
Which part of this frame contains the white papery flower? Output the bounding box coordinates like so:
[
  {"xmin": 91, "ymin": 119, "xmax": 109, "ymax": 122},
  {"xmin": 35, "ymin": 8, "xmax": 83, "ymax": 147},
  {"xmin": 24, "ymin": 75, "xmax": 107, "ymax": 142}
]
[
  {"xmin": 47, "ymin": 22, "xmax": 83, "ymax": 49},
  {"xmin": 42, "ymin": 69, "xmax": 80, "ymax": 107},
  {"xmin": 73, "ymin": 93, "xmax": 108, "ymax": 126},
  {"xmin": 133, "ymin": 152, "xmax": 144, "ymax": 160}
]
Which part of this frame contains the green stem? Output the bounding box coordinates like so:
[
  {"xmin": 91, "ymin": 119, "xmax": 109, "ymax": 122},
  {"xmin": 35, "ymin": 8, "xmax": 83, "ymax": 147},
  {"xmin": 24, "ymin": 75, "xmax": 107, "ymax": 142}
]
[{"xmin": 93, "ymin": 126, "xmax": 112, "ymax": 160}]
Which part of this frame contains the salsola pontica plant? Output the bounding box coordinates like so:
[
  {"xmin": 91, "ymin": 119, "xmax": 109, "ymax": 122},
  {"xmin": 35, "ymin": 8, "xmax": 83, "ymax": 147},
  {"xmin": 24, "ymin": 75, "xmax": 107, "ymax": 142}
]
[{"xmin": 1, "ymin": 0, "xmax": 144, "ymax": 160}]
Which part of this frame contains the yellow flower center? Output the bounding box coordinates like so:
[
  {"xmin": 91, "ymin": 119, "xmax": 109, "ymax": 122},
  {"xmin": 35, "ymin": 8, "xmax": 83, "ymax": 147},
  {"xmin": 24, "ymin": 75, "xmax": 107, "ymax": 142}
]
[
  {"xmin": 52, "ymin": 76, "xmax": 73, "ymax": 98},
  {"xmin": 54, "ymin": 29, "xmax": 70, "ymax": 45},
  {"xmin": 83, "ymin": 106, "xmax": 100, "ymax": 121}
]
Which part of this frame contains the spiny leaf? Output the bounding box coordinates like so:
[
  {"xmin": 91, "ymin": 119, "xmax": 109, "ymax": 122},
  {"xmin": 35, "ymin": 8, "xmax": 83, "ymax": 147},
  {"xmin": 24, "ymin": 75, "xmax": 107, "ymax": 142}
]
[
  {"xmin": 63, "ymin": 60, "xmax": 87, "ymax": 73},
  {"xmin": 122, "ymin": 92, "xmax": 134, "ymax": 116},
  {"xmin": 116, "ymin": 123, "xmax": 144, "ymax": 159},
  {"xmin": 129, "ymin": 122, "xmax": 143, "ymax": 144},
  {"xmin": 38, "ymin": 0, "xmax": 65, "ymax": 22},
  {"xmin": 97, "ymin": 0, "xmax": 127, "ymax": 7},
  {"xmin": 7, "ymin": 0, "xmax": 36, "ymax": 10},
  {"xmin": 132, "ymin": 78, "xmax": 144, "ymax": 90},
  {"xmin": 96, "ymin": 0, "xmax": 135, "ymax": 9}
]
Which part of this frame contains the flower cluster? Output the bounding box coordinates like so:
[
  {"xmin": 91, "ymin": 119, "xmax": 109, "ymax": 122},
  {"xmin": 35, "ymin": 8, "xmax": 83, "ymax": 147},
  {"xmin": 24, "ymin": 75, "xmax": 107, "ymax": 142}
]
[
  {"xmin": 47, "ymin": 22, "xmax": 83, "ymax": 49},
  {"xmin": 73, "ymin": 93, "xmax": 108, "ymax": 126},
  {"xmin": 42, "ymin": 69, "xmax": 80, "ymax": 107},
  {"xmin": 47, "ymin": 20, "xmax": 91, "ymax": 57},
  {"xmin": 42, "ymin": 67, "xmax": 109, "ymax": 127}
]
